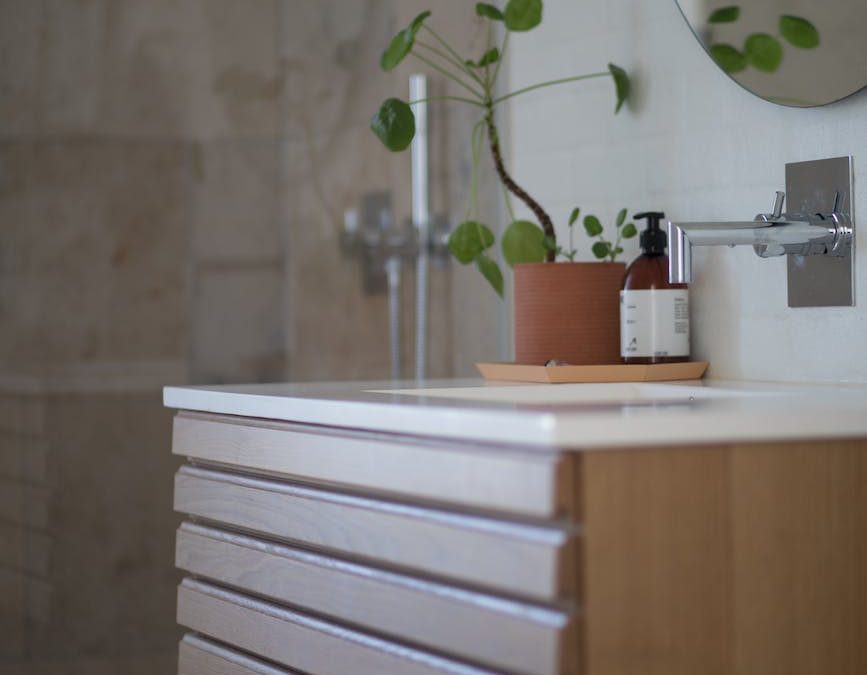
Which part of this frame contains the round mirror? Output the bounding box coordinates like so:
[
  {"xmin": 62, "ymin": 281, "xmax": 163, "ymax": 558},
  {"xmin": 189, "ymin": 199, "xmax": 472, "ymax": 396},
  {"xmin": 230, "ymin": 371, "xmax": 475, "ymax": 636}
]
[{"xmin": 675, "ymin": 1, "xmax": 867, "ymax": 106}]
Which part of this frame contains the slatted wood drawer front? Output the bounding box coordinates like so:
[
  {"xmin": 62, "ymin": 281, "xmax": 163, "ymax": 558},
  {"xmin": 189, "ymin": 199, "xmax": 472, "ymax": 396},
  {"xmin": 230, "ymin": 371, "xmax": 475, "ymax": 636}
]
[
  {"xmin": 172, "ymin": 412, "xmax": 573, "ymax": 518},
  {"xmin": 177, "ymin": 579, "xmax": 498, "ymax": 675},
  {"xmin": 174, "ymin": 465, "xmax": 575, "ymax": 601},
  {"xmin": 176, "ymin": 522, "xmax": 574, "ymax": 675},
  {"xmin": 179, "ymin": 634, "xmax": 299, "ymax": 675}
]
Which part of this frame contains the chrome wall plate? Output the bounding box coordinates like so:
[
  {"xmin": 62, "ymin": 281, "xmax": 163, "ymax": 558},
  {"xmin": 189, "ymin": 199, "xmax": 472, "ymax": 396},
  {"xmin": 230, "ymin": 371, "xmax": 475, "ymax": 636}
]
[{"xmin": 786, "ymin": 156, "xmax": 854, "ymax": 307}]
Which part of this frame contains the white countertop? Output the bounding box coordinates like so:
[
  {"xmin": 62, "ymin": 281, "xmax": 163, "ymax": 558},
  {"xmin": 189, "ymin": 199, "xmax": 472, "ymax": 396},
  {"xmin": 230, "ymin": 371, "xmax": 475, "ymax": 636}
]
[{"xmin": 163, "ymin": 377, "xmax": 867, "ymax": 450}]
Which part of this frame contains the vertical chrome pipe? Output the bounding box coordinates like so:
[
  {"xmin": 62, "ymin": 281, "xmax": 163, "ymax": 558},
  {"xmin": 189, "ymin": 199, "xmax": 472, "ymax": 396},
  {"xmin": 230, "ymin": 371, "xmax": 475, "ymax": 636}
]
[
  {"xmin": 667, "ymin": 220, "xmax": 692, "ymax": 284},
  {"xmin": 410, "ymin": 74, "xmax": 429, "ymax": 380},
  {"xmin": 385, "ymin": 257, "xmax": 402, "ymax": 380}
]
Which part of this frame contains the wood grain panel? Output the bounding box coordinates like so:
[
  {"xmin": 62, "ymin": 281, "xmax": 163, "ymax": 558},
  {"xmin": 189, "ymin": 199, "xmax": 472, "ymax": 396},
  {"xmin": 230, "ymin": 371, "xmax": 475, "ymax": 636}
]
[
  {"xmin": 177, "ymin": 578, "xmax": 497, "ymax": 675},
  {"xmin": 582, "ymin": 445, "xmax": 732, "ymax": 675},
  {"xmin": 731, "ymin": 440, "xmax": 867, "ymax": 675},
  {"xmin": 580, "ymin": 439, "xmax": 867, "ymax": 675},
  {"xmin": 174, "ymin": 465, "xmax": 575, "ymax": 601},
  {"xmin": 176, "ymin": 522, "xmax": 574, "ymax": 675},
  {"xmin": 172, "ymin": 412, "xmax": 572, "ymax": 518},
  {"xmin": 178, "ymin": 634, "xmax": 298, "ymax": 675}
]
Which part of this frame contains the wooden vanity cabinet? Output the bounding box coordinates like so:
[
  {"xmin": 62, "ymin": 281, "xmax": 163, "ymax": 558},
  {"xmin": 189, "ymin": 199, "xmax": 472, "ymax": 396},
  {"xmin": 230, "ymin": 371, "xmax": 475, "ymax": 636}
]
[{"xmin": 170, "ymin": 411, "xmax": 867, "ymax": 675}]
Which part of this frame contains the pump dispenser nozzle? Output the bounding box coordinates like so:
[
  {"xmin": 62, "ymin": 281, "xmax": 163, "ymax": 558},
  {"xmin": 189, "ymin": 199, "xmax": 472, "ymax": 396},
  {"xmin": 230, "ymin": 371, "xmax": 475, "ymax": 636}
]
[{"xmin": 634, "ymin": 211, "xmax": 667, "ymax": 256}]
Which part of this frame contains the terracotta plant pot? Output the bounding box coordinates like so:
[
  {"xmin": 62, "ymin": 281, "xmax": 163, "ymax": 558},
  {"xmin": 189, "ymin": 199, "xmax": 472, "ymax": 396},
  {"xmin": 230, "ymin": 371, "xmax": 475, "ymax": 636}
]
[{"xmin": 514, "ymin": 262, "xmax": 625, "ymax": 365}]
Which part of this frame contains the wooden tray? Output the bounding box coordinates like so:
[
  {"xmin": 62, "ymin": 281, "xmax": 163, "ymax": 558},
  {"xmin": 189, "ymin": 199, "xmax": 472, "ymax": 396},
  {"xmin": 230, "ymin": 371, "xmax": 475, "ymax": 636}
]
[{"xmin": 476, "ymin": 361, "xmax": 708, "ymax": 384}]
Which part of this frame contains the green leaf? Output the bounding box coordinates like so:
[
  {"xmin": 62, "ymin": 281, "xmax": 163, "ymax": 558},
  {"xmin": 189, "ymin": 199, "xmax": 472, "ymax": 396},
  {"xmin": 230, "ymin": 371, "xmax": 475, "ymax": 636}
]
[
  {"xmin": 477, "ymin": 47, "xmax": 499, "ymax": 67},
  {"xmin": 371, "ymin": 98, "xmax": 415, "ymax": 151},
  {"xmin": 447, "ymin": 220, "xmax": 495, "ymax": 264},
  {"xmin": 583, "ymin": 215, "xmax": 603, "ymax": 237},
  {"xmin": 616, "ymin": 208, "xmax": 627, "ymax": 227},
  {"xmin": 542, "ymin": 235, "xmax": 557, "ymax": 252},
  {"xmin": 608, "ymin": 64, "xmax": 630, "ymax": 113},
  {"xmin": 467, "ymin": 47, "xmax": 500, "ymax": 68},
  {"xmin": 568, "ymin": 207, "xmax": 581, "ymax": 226},
  {"xmin": 409, "ymin": 10, "xmax": 431, "ymax": 33},
  {"xmin": 708, "ymin": 6, "xmax": 740, "ymax": 23},
  {"xmin": 744, "ymin": 33, "xmax": 783, "ymax": 72},
  {"xmin": 502, "ymin": 220, "xmax": 546, "ymax": 267},
  {"xmin": 592, "ymin": 241, "xmax": 610, "ymax": 259},
  {"xmin": 475, "ymin": 254, "xmax": 504, "ymax": 297},
  {"xmin": 476, "ymin": 3, "xmax": 504, "ymax": 21},
  {"xmin": 779, "ymin": 15, "xmax": 819, "ymax": 49},
  {"xmin": 381, "ymin": 30, "xmax": 413, "ymax": 71},
  {"xmin": 709, "ymin": 43, "xmax": 748, "ymax": 73},
  {"xmin": 504, "ymin": 0, "xmax": 542, "ymax": 32},
  {"xmin": 621, "ymin": 223, "xmax": 638, "ymax": 238},
  {"xmin": 380, "ymin": 11, "xmax": 431, "ymax": 71}
]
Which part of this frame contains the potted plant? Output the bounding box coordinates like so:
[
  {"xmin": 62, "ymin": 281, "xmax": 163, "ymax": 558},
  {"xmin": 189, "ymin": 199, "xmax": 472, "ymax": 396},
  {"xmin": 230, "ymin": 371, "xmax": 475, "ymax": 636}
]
[
  {"xmin": 513, "ymin": 207, "xmax": 636, "ymax": 365},
  {"xmin": 372, "ymin": 0, "xmax": 632, "ymax": 365}
]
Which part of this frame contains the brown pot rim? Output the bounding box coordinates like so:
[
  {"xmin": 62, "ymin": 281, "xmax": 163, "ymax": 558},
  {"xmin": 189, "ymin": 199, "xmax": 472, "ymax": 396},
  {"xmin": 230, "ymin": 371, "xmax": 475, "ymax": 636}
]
[{"xmin": 514, "ymin": 261, "xmax": 626, "ymax": 269}]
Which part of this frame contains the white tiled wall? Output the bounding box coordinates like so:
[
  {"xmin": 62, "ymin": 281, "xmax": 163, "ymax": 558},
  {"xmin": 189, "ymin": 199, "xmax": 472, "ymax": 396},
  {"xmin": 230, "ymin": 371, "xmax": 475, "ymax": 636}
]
[{"xmin": 507, "ymin": 0, "xmax": 867, "ymax": 383}]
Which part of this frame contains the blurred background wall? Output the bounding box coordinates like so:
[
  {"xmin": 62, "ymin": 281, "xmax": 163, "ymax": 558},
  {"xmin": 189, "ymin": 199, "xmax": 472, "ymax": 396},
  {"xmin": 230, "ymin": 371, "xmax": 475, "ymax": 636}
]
[{"xmin": 0, "ymin": 1, "xmax": 503, "ymax": 672}]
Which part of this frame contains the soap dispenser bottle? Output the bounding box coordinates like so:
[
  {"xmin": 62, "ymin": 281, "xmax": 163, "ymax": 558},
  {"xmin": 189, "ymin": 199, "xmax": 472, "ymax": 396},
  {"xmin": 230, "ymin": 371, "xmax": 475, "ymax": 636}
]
[{"xmin": 620, "ymin": 211, "xmax": 690, "ymax": 364}]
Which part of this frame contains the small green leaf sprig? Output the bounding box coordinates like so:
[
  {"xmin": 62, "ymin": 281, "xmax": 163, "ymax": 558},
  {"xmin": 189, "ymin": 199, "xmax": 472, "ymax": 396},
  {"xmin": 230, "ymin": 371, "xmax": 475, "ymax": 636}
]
[
  {"xmin": 706, "ymin": 6, "xmax": 819, "ymax": 74},
  {"xmin": 372, "ymin": 1, "xmax": 632, "ymax": 297},
  {"xmin": 572, "ymin": 207, "xmax": 637, "ymax": 263}
]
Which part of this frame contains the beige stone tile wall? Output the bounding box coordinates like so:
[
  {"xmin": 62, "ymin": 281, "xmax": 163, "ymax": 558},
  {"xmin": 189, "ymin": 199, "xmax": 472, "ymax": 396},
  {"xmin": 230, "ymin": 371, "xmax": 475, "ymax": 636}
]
[
  {"xmin": 0, "ymin": 141, "xmax": 190, "ymax": 371},
  {"xmin": 280, "ymin": 0, "xmax": 505, "ymax": 380},
  {"xmin": 0, "ymin": 1, "xmax": 507, "ymax": 672},
  {"xmin": 0, "ymin": 391, "xmax": 181, "ymax": 673},
  {"xmin": 1, "ymin": 0, "xmax": 505, "ymax": 385}
]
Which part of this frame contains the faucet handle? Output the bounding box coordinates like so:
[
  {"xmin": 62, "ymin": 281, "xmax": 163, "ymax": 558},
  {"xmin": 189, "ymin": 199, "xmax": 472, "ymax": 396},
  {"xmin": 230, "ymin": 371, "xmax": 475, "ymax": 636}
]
[{"xmin": 771, "ymin": 191, "xmax": 785, "ymax": 219}]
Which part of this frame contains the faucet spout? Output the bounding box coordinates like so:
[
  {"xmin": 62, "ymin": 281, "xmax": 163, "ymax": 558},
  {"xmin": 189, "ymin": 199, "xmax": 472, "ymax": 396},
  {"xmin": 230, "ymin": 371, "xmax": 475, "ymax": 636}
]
[
  {"xmin": 665, "ymin": 191, "xmax": 850, "ymax": 284},
  {"xmin": 667, "ymin": 221, "xmax": 692, "ymax": 284},
  {"xmin": 663, "ymin": 158, "xmax": 855, "ymax": 306}
]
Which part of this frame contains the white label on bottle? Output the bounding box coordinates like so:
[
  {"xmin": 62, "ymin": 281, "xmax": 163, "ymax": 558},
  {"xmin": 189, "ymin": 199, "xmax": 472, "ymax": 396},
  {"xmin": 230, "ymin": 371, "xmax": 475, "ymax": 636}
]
[{"xmin": 620, "ymin": 289, "xmax": 690, "ymax": 358}]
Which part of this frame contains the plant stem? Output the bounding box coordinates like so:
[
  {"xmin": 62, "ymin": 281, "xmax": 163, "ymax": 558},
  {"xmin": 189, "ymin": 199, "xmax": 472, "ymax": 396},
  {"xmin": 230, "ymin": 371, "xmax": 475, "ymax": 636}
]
[
  {"xmin": 490, "ymin": 31, "xmax": 509, "ymax": 89},
  {"xmin": 484, "ymin": 106, "xmax": 556, "ymax": 262},
  {"xmin": 415, "ymin": 40, "xmax": 485, "ymax": 88},
  {"xmin": 501, "ymin": 181, "xmax": 515, "ymax": 222},
  {"xmin": 423, "ymin": 25, "xmax": 478, "ymax": 82},
  {"xmin": 410, "ymin": 52, "xmax": 484, "ymax": 99},
  {"xmin": 493, "ymin": 71, "xmax": 609, "ymax": 105},
  {"xmin": 471, "ymin": 120, "xmax": 485, "ymax": 219},
  {"xmin": 483, "ymin": 22, "xmax": 492, "ymax": 89},
  {"xmin": 409, "ymin": 95, "xmax": 485, "ymax": 108},
  {"xmin": 465, "ymin": 119, "xmax": 485, "ymax": 221}
]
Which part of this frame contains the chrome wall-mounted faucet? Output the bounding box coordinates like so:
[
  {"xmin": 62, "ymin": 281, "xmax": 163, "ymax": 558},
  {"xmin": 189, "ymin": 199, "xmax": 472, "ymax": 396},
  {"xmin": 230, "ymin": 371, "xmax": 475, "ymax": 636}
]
[
  {"xmin": 668, "ymin": 190, "xmax": 852, "ymax": 280},
  {"xmin": 667, "ymin": 156, "xmax": 855, "ymax": 307}
]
